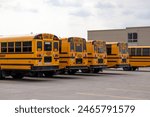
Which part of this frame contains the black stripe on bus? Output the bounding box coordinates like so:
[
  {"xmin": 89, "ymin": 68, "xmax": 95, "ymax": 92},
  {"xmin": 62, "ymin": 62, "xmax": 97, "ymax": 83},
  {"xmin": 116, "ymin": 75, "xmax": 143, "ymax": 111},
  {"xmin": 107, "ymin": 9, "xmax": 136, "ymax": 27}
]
[
  {"xmin": 0, "ymin": 52, "xmax": 34, "ymax": 54},
  {"xmin": 59, "ymin": 57, "xmax": 75, "ymax": 59},
  {"xmin": 59, "ymin": 61, "xmax": 68, "ymax": 63},
  {"xmin": 60, "ymin": 52, "xmax": 68, "ymax": 54}
]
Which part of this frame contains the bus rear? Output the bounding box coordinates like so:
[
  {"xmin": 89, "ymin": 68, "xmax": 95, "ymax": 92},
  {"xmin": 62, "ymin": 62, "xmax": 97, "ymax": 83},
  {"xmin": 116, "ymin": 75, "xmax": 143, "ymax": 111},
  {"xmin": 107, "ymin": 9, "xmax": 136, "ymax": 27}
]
[
  {"xmin": 85, "ymin": 40, "xmax": 107, "ymax": 73},
  {"xmin": 106, "ymin": 42, "xmax": 129, "ymax": 68},
  {"xmin": 59, "ymin": 37, "xmax": 88, "ymax": 74},
  {"xmin": 34, "ymin": 34, "xmax": 59, "ymax": 77}
]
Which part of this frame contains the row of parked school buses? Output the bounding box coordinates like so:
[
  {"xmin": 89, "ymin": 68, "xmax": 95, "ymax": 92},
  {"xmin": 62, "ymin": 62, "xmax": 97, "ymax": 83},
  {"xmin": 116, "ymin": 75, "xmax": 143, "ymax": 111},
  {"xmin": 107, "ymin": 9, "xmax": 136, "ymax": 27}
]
[{"xmin": 0, "ymin": 33, "xmax": 149, "ymax": 79}]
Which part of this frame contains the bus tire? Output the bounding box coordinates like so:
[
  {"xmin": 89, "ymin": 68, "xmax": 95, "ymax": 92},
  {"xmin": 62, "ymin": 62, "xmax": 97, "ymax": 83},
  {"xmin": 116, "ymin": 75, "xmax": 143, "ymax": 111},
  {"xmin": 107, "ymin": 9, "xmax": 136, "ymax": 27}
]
[
  {"xmin": 44, "ymin": 71, "xmax": 55, "ymax": 77},
  {"xmin": 93, "ymin": 68, "xmax": 100, "ymax": 73},
  {"xmin": 59, "ymin": 70, "xmax": 66, "ymax": 74},
  {"xmin": 123, "ymin": 67, "xmax": 131, "ymax": 71},
  {"xmin": 68, "ymin": 70, "xmax": 76, "ymax": 75},
  {"xmin": 0, "ymin": 70, "xmax": 5, "ymax": 80},
  {"xmin": 131, "ymin": 67, "xmax": 138, "ymax": 71},
  {"xmin": 12, "ymin": 73, "xmax": 24, "ymax": 79},
  {"xmin": 81, "ymin": 69, "xmax": 90, "ymax": 73}
]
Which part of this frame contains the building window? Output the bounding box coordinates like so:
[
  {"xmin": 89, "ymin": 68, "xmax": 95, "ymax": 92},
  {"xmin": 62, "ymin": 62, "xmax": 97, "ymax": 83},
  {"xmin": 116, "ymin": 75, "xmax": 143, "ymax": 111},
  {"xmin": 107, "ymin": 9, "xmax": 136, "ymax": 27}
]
[{"xmin": 128, "ymin": 33, "xmax": 138, "ymax": 43}]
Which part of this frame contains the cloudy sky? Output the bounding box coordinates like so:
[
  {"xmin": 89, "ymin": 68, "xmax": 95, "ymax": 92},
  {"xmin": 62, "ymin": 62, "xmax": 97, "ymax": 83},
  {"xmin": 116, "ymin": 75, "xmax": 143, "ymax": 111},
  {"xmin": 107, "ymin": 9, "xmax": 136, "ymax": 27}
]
[{"xmin": 0, "ymin": 0, "xmax": 150, "ymax": 38}]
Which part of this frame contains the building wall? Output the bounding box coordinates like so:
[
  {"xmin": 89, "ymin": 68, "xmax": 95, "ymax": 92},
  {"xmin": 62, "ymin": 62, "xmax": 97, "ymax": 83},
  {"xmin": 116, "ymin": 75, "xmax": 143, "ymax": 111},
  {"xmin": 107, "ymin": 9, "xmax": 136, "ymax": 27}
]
[{"xmin": 88, "ymin": 27, "xmax": 150, "ymax": 46}]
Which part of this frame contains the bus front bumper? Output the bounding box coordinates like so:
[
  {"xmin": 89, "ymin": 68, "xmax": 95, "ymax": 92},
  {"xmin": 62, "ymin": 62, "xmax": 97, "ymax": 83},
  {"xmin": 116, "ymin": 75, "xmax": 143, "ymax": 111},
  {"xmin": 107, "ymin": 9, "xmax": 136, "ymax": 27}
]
[
  {"xmin": 116, "ymin": 64, "xmax": 129, "ymax": 68},
  {"xmin": 90, "ymin": 65, "xmax": 107, "ymax": 69},
  {"xmin": 66, "ymin": 66, "xmax": 88, "ymax": 70}
]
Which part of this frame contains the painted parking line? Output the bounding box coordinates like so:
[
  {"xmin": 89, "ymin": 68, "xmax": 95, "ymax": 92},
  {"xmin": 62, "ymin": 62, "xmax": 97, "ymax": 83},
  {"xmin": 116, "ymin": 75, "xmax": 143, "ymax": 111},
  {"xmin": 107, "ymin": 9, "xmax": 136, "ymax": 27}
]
[
  {"xmin": 107, "ymin": 88, "xmax": 150, "ymax": 94},
  {"xmin": 76, "ymin": 92, "xmax": 140, "ymax": 100}
]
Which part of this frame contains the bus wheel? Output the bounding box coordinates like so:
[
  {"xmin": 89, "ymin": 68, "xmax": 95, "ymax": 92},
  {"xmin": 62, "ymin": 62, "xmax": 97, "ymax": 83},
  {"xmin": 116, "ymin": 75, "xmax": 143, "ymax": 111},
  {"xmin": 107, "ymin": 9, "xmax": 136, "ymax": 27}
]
[
  {"xmin": 59, "ymin": 70, "xmax": 66, "ymax": 74},
  {"xmin": 132, "ymin": 67, "xmax": 138, "ymax": 71},
  {"xmin": 93, "ymin": 68, "xmax": 100, "ymax": 73},
  {"xmin": 12, "ymin": 73, "xmax": 24, "ymax": 79},
  {"xmin": 123, "ymin": 67, "xmax": 131, "ymax": 71},
  {"xmin": 81, "ymin": 69, "xmax": 90, "ymax": 73},
  {"xmin": 0, "ymin": 70, "xmax": 5, "ymax": 80},
  {"xmin": 44, "ymin": 71, "xmax": 55, "ymax": 77},
  {"xmin": 68, "ymin": 70, "xmax": 76, "ymax": 75}
]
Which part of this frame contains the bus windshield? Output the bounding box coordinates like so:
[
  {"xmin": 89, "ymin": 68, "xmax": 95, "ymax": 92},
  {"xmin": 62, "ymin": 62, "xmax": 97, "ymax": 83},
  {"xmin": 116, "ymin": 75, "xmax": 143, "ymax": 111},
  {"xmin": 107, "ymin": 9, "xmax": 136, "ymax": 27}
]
[{"xmin": 75, "ymin": 43, "xmax": 83, "ymax": 52}]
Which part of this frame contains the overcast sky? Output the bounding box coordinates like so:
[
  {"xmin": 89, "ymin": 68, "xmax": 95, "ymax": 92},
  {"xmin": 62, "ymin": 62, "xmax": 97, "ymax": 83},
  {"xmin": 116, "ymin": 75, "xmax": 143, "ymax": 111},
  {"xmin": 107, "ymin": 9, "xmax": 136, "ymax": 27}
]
[{"xmin": 0, "ymin": 0, "xmax": 150, "ymax": 38}]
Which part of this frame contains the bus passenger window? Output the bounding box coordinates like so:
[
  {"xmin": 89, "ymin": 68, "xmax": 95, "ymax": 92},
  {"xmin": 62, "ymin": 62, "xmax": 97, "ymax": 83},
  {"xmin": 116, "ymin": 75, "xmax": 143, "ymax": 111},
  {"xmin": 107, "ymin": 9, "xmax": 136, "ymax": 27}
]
[
  {"xmin": 8, "ymin": 42, "xmax": 14, "ymax": 52},
  {"xmin": 37, "ymin": 41, "xmax": 42, "ymax": 51},
  {"xmin": 143, "ymin": 48, "xmax": 150, "ymax": 56},
  {"xmin": 131, "ymin": 48, "xmax": 136, "ymax": 56},
  {"xmin": 136, "ymin": 48, "xmax": 141, "ymax": 56},
  {"xmin": 23, "ymin": 41, "xmax": 32, "ymax": 52},
  {"xmin": 15, "ymin": 42, "xmax": 21, "ymax": 52},
  {"xmin": 44, "ymin": 42, "xmax": 52, "ymax": 51},
  {"xmin": 1, "ymin": 42, "xmax": 7, "ymax": 53},
  {"xmin": 54, "ymin": 42, "xmax": 58, "ymax": 51}
]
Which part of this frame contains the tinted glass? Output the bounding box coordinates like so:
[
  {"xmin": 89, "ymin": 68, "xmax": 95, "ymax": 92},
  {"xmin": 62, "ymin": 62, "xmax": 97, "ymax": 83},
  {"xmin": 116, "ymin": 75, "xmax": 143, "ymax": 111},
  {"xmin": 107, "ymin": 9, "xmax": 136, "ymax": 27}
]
[
  {"xmin": 15, "ymin": 42, "xmax": 21, "ymax": 52},
  {"xmin": 44, "ymin": 42, "xmax": 52, "ymax": 51},
  {"xmin": 37, "ymin": 41, "xmax": 42, "ymax": 51},
  {"xmin": 76, "ymin": 43, "xmax": 82, "ymax": 52},
  {"xmin": 8, "ymin": 42, "xmax": 14, "ymax": 52},
  {"xmin": 54, "ymin": 42, "xmax": 58, "ymax": 51}
]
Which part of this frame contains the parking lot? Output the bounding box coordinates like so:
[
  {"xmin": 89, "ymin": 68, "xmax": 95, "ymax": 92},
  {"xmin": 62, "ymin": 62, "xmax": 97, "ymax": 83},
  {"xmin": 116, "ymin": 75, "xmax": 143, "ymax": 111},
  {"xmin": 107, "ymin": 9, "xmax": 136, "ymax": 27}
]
[{"xmin": 0, "ymin": 68, "xmax": 150, "ymax": 100}]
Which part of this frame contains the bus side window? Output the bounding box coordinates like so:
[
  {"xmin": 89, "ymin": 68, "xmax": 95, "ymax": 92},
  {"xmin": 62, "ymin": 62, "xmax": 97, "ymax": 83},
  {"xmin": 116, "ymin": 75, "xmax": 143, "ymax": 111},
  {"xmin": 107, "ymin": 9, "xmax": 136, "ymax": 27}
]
[
  {"xmin": 131, "ymin": 48, "xmax": 135, "ymax": 56},
  {"xmin": 8, "ymin": 42, "xmax": 14, "ymax": 52},
  {"xmin": 1, "ymin": 42, "xmax": 7, "ymax": 53},
  {"xmin": 136, "ymin": 48, "xmax": 141, "ymax": 56},
  {"xmin": 143, "ymin": 48, "xmax": 150, "ymax": 56},
  {"xmin": 106, "ymin": 45, "xmax": 111, "ymax": 55},
  {"xmin": 23, "ymin": 41, "xmax": 32, "ymax": 52},
  {"xmin": 37, "ymin": 41, "xmax": 42, "ymax": 51},
  {"xmin": 15, "ymin": 42, "xmax": 21, "ymax": 52}
]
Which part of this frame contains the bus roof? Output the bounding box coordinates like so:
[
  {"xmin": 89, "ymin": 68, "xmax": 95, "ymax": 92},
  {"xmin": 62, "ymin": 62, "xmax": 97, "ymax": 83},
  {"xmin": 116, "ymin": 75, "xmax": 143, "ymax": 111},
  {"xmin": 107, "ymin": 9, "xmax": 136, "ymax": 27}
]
[
  {"xmin": 106, "ymin": 42, "xmax": 126, "ymax": 44},
  {"xmin": 0, "ymin": 33, "xmax": 59, "ymax": 40},
  {"xmin": 87, "ymin": 40, "xmax": 105, "ymax": 43},
  {"xmin": 129, "ymin": 46, "xmax": 150, "ymax": 48}
]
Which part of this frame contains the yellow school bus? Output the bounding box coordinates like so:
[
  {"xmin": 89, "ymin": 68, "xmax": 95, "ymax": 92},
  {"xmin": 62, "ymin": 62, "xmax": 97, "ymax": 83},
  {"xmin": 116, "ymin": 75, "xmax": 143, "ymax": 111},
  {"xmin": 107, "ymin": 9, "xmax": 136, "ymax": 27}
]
[
  {"xmin": 59, "ymin": 37, "xmax": 88, "ymax": 74},
  {"xmin": 82, "ymin": 40, "xmax": 107, "ymax": 73},
  {"xmin": 106, "ymin": 42, "xmax": 129, "ymax": 68},
  {"xmin": 123, "ymin": 46, "xmax": 150, "ymax": 71},
  {"xmin": 0, "ymin": 33, "xmax": 59, "ymax": 79}
]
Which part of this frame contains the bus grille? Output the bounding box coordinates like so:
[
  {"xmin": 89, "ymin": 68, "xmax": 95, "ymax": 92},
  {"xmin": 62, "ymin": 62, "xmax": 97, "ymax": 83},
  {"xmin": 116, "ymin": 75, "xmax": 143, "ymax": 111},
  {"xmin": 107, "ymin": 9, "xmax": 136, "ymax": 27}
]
[
  {"xmin": 76, "ymin": 58, "xmax": 82, "ymax": 64},
  {"xmin": 98, "ymin": 59, "xmax": 103, "ymax": 63},
  {"xmin": 44, "ymin": 56, "xmax": 52, "ymax": 62},
  {"xmin": 122, "ymin": 58, "xmax": 126, "ymax": 63}
]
